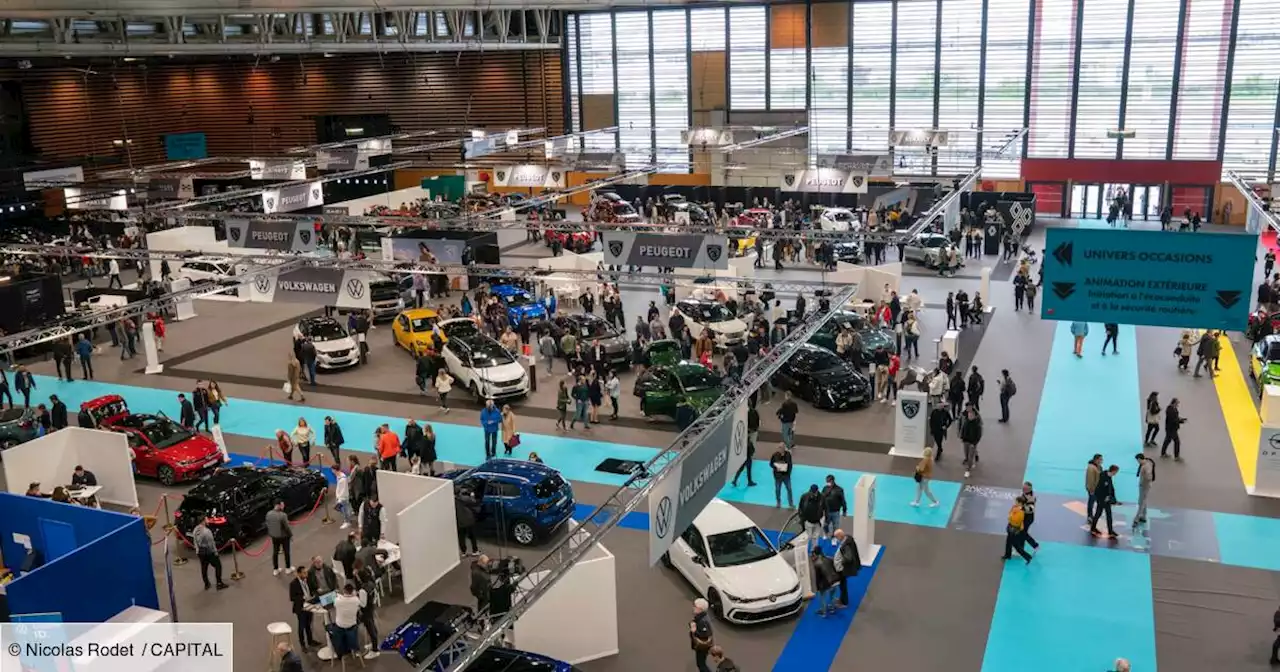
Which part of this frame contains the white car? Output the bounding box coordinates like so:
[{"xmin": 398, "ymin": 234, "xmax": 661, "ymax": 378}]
[
  {"xmin": 673, "ymin": 299, "xmax": 748, "ymax": 349},
  {"xmin": 293, "ymin": 317, "xmax": 360, "ymax": 370},
  {"xmin": 441, "ymin": 330, "xmax": 529, "ymax": 401},
  {"xmin": 661, "ymin": 499, "xmax": 804, "ymax": 624},
  {"xmin": 903, "ymin": 233, "xmax": 960, "ymax": 269},
  {"xmin": 817, "ymin": 207, "xmax": 860, "ymax": 231},
  {"xmin": 176, "ymin": 257, "xmax": 237, "ymax": 285}
]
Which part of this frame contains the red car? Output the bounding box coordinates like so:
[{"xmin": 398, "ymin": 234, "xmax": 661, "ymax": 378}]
[
  {"xmin": 586, "ymin": 192, "xmax": 642, "ymax": 224},
  {"xmin": 78, "ymin": 395, "xmax": 223, "ymax": 486},
  {"xmin": 543, "ymin": 228, "xmax": 596, "ymax": 253}
]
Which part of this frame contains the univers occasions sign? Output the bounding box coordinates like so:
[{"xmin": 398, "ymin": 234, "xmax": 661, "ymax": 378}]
[
  {"xmin": 225, "ymin": 219, "xmax": 319, "ymax": 253},
  {"xmin": 262, "ymin": 182, "xmax": 325, "ymax": 215},
  {"xmin": 648, "ymin": 404, "xmax": 748, "ymax": 565},
  {"xmin": 601, "ymin": 232, "xmax": 730, "ymax": 270},
  {"xmin": 779, "ymin": 169, "xmax": 869, "ymax": 194},
  {"xmin": 245, "ymin": 267, "xmax": 372, "ymax": 310}
]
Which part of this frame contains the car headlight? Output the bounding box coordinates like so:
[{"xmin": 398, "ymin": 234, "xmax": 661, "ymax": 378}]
[
  {"xmin": 397, "ymin": 298, "xmax": 405, "ymax": 309},
  {"xmin": 720, "ymin": 591, "xmax": 744, "ymax": 603}
]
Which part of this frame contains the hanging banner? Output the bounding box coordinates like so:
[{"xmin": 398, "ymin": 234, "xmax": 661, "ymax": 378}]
[
  {"xmin": 568, "ymin": 152, "xmax": 626, "ymax": 171},
  {"xmin": 602, "ymin": 232, "xmax": 730, "ymax": 270},
  {"xmin": 356, "ymin": 138, "xmax": 393, "ymax": 156},
  {"xmin": 249, "ymin": 159, "xmax": 308, "ymax": 181},
  {"xmin": 492, "ymin": 165, "xmax": 567, "ymax": 188},
  {"xmin": 147, "ymin": 176, "xmax": 195, "ymax": 201},
  {"xmin": 780, "ymin": 169, "xmax": 869, "ymax": 194},
  {"xmin": 829, "ymin": 153, "xmax": 893, "ymax": 176},
  {"xmin": 317, "ymin": 148, "xmax": 370, "ymax": 172},
  {"xmin": 544, "ymin": 136, "xmax": 576, "ymax": 159},
  {"xmin": 24, "ymin": 166, "xmax": 84, "ymax": 190},
  {"xmin": 262, "ymin": 182, "xmax": 324, "ymax": 214},
  {"xmin": 465, "ymin": 136, "xmax": 502, "ymax": 159},
  {"xmin": 1248, "ymin": 202, "xmax": 1264, "ymax": 234},
  {"xmin": 681, "ymin": 129, "xmax": 735, "ymax": 147},
  {"xmin": 944, "ymin": 196, "xmax": 961, "ymax": 233},
  {"xmin": 225, "ymin": 219, "xmax": 319, "ymax": 252},
  {"xmin": 245, "ymin": 267, "xmax": 373, "ymax": 309},
  {"xmin": 64, "ymin": 187, "xmax": 128, "ymax": 211},
  {"xmin": 323, "ymin": 206, "xmax": 351, "ymax": 216},
  {"xmin": 648, "ymin": 404, "xmax": 748, "ymax": 566},
  {"xmin": 381, "ymin": 237, "xmax": 466, "ymax": 264},
  {"xmin": 889, "ymin": 130, "xmax": 949, "ymax": 147},
  {"xmin": 164, "ymin": 132, "xmax": 208, "ymax": 160}
]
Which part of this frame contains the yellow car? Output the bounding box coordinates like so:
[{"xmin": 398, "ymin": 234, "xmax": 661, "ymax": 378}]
[
  {"xmin": 728, "ymin": 208, "xmax": 769, "ymax": 255},
  {"xmin": 392, "ymin": 308, "xmax": 442, "ymax": 357}
]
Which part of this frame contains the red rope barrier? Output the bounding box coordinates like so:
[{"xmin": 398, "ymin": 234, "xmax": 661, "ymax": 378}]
[
  {"xmin": 233, "ymin": 538, "xmax": 270, "ymax": 558},
  {"xmin": 287, "ymin": 488, "xmax": 328, "ymax": 526}
]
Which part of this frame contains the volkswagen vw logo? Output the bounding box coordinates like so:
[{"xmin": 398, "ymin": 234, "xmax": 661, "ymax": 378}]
[
  {"xmin": 654, "ymin": 496, "xmax": 674, "ymax": 539},
  {"xmin": 901, "ymin": 399, "xmax": 920, "ymax": 419},
  {"xmin": 705, "ymin": 244, "xmax": 723, "ymax": 262},
  {"xmin": 253, "ymin": 274, "xmax": 272, "ymax": 294},
  {"xmin": 731, "ymin": 418, "xmax": 747, "ymax": 456},
  {"xmin": 608, "ymin": 240, "xmax": 624, "ymax": 258},
  {"xmin": 345, "ymin": 278, "xmax": 366, "ymax": 299}
]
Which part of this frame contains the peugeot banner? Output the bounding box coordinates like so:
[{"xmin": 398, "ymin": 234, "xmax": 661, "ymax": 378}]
[
  {"xmin": 602, "ymin": 232, "xmax": 730, "ymax": 270},
  {"xmin": 249, "ymin": 159, "xmax": 308, "ymax": 181},
  {"xmin": 356, "ymin": 138, "xmax": 393, "ymax": 156},
  {"xmin": 827, "ymin": 153, "xmax": 893, "ymax": 175},
  {"xmin": 226, "ymin": 219, "xmax": 320, "ymax": 252},
  {"xmin": 889, "ymin": 129, "xmax": 949, "ymax": 147},
  {"xmin": 147, "ymin": 176, "xmax": 195, "ymax": 201},
  {"xmin": 262, "ymin": 182, "xmax": 324, "ymax": 214},
  {"xmin": 779, "ymin": 169, "xmax": 869, "ymax": 194},
  {"xmin": 24, "ymin": 166, "xmax": 84, "ymax": 190},
  {"xmin": 492, "ymin": 164, "xmax": 567, "ymax": 188},
  {"xmin": 681, "ymin": 129, "xmax": 735, "ymax": 146},
  {"xmin": 648, "ymin": 403, "xmax": 748, "ymax": 566},
  {"xmin": 244, "ymin": 267, "xmax": 372, "ymax": 310},
  {"xmin": 569, "ymin": 152, "xmax": 626, "ymax": 171},
  {"xmin": 317, "ymin": 148, "xmax": 370, "ymax": 172}
]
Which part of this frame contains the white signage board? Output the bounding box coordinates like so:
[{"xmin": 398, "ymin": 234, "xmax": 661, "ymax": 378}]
[{"xmin": 889, "ymin": 390, "xmax": 929, "ymax": 458}]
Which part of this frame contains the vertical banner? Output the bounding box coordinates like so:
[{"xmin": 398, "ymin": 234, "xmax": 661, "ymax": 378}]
[
  {"xmin": 944, "ymin": 197, "xmax": 961, "ymax": 233},
  {"xmin": 889, "ymin": 390, "xmax": 928, "ymax": 458},
  {"xmin": 1247, "ymin": 202, "xmax": 1263, "ymax": 235}
]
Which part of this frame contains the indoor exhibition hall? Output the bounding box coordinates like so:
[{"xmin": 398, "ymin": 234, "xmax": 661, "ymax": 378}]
[{"xmin": 1, "ymin": 0, "xmax": 1280, "ymax": 671}]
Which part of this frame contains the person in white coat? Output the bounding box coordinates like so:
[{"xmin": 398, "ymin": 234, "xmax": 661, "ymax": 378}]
[
  {"xmin": 107, "ymin": 258, "xmax": 122, "ymax": 288},
  {"xmin": 332, "ymin": 465, "xmax": 352, "ymax": 528},
  {"xmin": 905, "ymin": 289, "xmax": 923, "ymax": 315}
]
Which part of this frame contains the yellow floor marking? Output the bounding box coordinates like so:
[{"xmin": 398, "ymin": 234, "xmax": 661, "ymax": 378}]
[{"xmin": 1213, "ymin": 334, "xmax": 1258, "ymax": 488}]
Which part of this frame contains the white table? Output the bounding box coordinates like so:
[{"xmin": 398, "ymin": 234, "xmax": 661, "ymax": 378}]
[
  {"xmin": 68, "ymin": 485, "xmax": 102, "ymax": 508},
  {"xmin": 305, "ymin": 601, "xmax": 337, "ymax": 661},
  {"xmin": 374, "ymin": 540, "xmax": 402, "ymax": 596}
]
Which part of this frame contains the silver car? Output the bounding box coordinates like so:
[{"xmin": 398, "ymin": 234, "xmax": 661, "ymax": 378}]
[{"xmin": 903, "ymin": 233, "xmax": 959, "ymax": 269}]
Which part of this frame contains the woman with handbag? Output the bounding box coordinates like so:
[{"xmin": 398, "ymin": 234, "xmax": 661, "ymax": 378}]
[
  {"xmin": 910, "ymin": 448, "xmax": 939, "ymax": 507},
  {"xmin": 291, "ymin": 418, "xmax": 315, "ymax": 466},
  {"xmin": 500, "ymin": 406, "xmax": 519, "ymax": 456}
]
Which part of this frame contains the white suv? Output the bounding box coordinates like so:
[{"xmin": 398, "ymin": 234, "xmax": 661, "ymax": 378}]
[
  {"xmin": 176, "ymin": 257, "xmax": 237, "ymax": 285},
  {"xmin": 672, "ymin": 299, "xmax": 748, "ymax": 350},
  {"xmin": 441, "ymin": 331, "xmax": 529, "ymax": 401}
]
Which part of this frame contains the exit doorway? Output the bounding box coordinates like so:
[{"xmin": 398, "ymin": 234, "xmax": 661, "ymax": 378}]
[{"xmin": 1070, "ymin": 183, "xmax": 1164, "ymax": 221}]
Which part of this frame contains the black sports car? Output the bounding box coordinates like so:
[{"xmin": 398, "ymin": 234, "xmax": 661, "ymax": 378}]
[
  {"xmin": 549, "ymin": 313, "xmax": 630, "ymax": 368},
  {"xmin": 174, "ymin": 465, "xmax": 328, "ymax": 549},
  {"xmin": 772, "ymin": 344, "xmax": 873, "ymax": 410},
  {"xmin": 0, "ymin": 407, "xmax": 37, "ymax": 450},
  {"xmin": 384, "ymin": 601, "xmax": 583, "ymax": 671},
  {"xmin": 807, "ymin": 310, "xmax": 897, "ymax": 358}
]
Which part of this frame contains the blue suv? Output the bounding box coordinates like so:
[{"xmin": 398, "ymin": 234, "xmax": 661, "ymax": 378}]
[
  {"xmin": 442, "ymin": 459, "xmax": 574, "ymax": 546},
  {"xmin": 490, "ymin": 284, "xmax": 547, "ymax": 329}
]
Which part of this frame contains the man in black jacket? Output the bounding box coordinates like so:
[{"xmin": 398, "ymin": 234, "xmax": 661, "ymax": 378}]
[
  {"xmin": 960, "ymin": 404, "xmax": 983, "ymax": 478},
  {"xmin": 49, "ymin": 395, "xmax": 67, "ymax": 430},
  {"xmin": 192, "ymin": 385, "xmax": 211, "ymax": 432},
  {"xmin": 415, "ymin": 353, "xmax": 434, "ymax": 394},
  {"xmin": 820, "ymin": 475, "xmax": 847, "ymax": 539},
  {"xmin": 177, "ymin": 393, "xmax": 196, "ymax": 428},
  {"xmin": 1162, "ymin": 398, "xmax": 1186, "ymax": 460},
  {"xmin": 1089, "ymin": 464, "xmax": 1121, "ymax": 538},
  {"xmin": 403, "ymin": 419, "xmax": 424, "ymax": 463},
  {"xmin": 470, "ymin": 555, "xmax": 493, "ymax": 615},
  {"xmin": 288, "ymin": 566, "xmax": 321, "ymax": 651},
  {"xmin": 52, "ymin": 337, "xmax": 74, "ymax": 381},
  {"xmin": 332, "ymin": 530, "xmax": 357, "ymax": 578},
  {"xmin": 769, "ymin": 445, "xmax": 794, "ymax": 508},
  {"xmin": 929, "ymin": 403, "xmax": 953, "ymax": 461},
  {"xmin": 797, "ymin": 485, "xmax": 825, "ymax": 541},
  {"xmin": 967, "ymin": 366, "xmax": 985, "ymax": 409},
  {"xmin": 832, "ymin": 529, "xmax": 862, "ymax": 606},
  {"xmin": 1101, "ymin": 323, "xmax": 1120, "ymax": 355},
  {"xmin": 456, "ymin": 487, "xmax": 480, "ymax": 557},
  {"xmin": 323, "ymin": 417, "xmax": 345, "ymax": 466}
]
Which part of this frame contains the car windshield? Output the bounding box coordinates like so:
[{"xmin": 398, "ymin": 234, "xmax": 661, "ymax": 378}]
[
  {"xmin": 921, "ymin": 237, "xmax": 945, "ymax": 248},
  {"xmin": 834, "ymin": 313, "xmax": 867, "ymax": 331},
  {"xmin": 801, "ymin": 349, "xmax": 846, "ymax": 371},
  {"xmin": 675, "ymin": 367, "xmax": 722, "ymax": 392},
  {"xmin": 441, "ymin": 320, "xmax": 478, "ymax": 339},
  {"xmin": 411, "ymin": 316, "xmax": 438, "ymax": 332},
  {"xmin": 1266, "ymin": 342, "xmax": 1280, "ymax": 362},
  {"xmin": 307, "ymin": 321, "xmax": 348, "ymax": 342},
  {"xmin": 827, "ymin": 210, "xmax": 854, "ymax": 222},
  {"xmin": 685, "ymin": 303, "xmax": 734, "ymax": 323},
  {"xmin": 578, "ymin": 319, "xmax": 617, "ymax": 339},
  {"xmin": 468, "ymin": 340, "xmax": 516, "ymax": 368},
  {"xmin": 498, "ymin": 291, "xmax": 535, "ymax": 308},
  {"xmin": 707, "ymin": 527, "xmax": 777, "ymax": 567},
  {"xmin": 137, "ymin": 417, "xmax": 194, "ymax": 450}
]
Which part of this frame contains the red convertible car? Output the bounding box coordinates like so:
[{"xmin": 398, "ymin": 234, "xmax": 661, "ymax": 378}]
[{"xmin": 78, "ymin": 395, "xmax": 223, "ymax": 486}]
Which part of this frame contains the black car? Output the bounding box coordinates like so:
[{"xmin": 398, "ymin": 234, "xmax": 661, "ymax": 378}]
[
  {"xmin": 832, "ymin": 242, "xmax": 866, "ymax": 265},
  {"xmin": 549, "ymin": 313, "xmax": 630, "ymax": 368},
  {"xmin": 772, "ymin": 344, "xmax": 873, "ymax": 410},
  {"xmin": 0, "ymin": 407, "xmax": 36, "ymax": 450},
  {"xmin": 808, "ymin": 310, "xmax": 897, "ymax": 359},
  {"xmin": 384, "ymin": 601, "xmax": 583, "ymax": 671},
  {"xmin": 174, "ymin": 465, "xmax": 329, "ymax": 549}
]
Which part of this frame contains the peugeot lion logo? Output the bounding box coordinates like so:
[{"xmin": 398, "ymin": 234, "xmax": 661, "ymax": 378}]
[
  {"xmin": 851, "ymin": 175, "xmax": 865, "ymax": 188},
  {"xmin": 311, "ymin": 188, "xmax": 320, "ymax": 201},
  {"xmin": 496, "ymin": 171, "xmax": 507, "ymax": 182},
  {"xmin": 265, "ymin": 197, "xmax": 276, "ymax": 211},
  {"xmin": 253, "ymin": 274, "xmax": 272, "ymax": 294},
  {"xmin": 705, "ymin": 244, "xmax": 723, "ymax": 262},
  {"xmin": 608, "ymin": 240, "xmax": 624, "ymax": 257},
  {"xmin": 784, "ymin": 174, "xmax": 796, "ymax": 187},
  {"xmin": 654, "ymin": 496, "xmax": 674, "ymax": 539},
  {"xmin": 345, "ymin": 279, "xmax": 366, "ymax": 299},
  {"xmin": 550, "ymin": 171, "xmax": 562, "ymax": 183},
  {"xmin": 901, "ymin": 399, "xmax": 920, "ymax": 419},
  {"xmin": 228, "ymin": 227, "xmax": 241, "ymax": 242},
  {"xmin": 299, "ymin": 230, "xmax": 312, "ymax": 245}
]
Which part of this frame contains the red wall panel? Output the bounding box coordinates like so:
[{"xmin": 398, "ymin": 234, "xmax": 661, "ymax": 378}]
[
  {"xmin": 1020, "ymin": 158, "xmax": 1222, "ymax": 185},
  {"xmin": 1029, "ymin": 182, "xmax": 1065, "ymax": 215},
  {"xmin": 1171, "ymin": 186, "xmax": 1209, "ymax": 217}
]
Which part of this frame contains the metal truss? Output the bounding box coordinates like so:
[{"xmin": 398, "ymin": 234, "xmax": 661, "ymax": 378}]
[
  {"xmin": 717, "ymin": 127, "xmax": 810, "ymax": 153},
  {"xmin": 422, "ymin": 282, "xmax": 859, "ymax": 672},
  {"xmin": 0, "ymin": 9, "xmax": 561, "ymax": 57},
  {"xmin": 0, "ymin": 258, "xmax": 305, "ymax": 356},
  {"xmin": 147, "ymin": 162, "xmax": 412, "ymax": 211},
  {"xmin": 1225, "ymin": 170, "xmax": 1280, "ymax": 235},
  {"xmin": 902, "ymin": 166, "xmax": 981, "ymax": 239}
]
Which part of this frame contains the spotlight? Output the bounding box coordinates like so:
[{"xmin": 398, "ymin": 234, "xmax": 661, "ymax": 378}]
[{"xmin": 17, "ymin": 60, "xmax": 31, "ymax": 70}]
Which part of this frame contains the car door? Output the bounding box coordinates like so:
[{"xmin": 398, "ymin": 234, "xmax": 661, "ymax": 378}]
[
  {"xmin": 443, "ymin": 342, "xmax": 471, "ymax": 387},
  {"xmin": 484, "ymin": 480, "xmax": 522, "ymax": 533},
  {"xmin": 672, "ymin": 525, "xmax": 712, "ymax": 596},
  {"xmin": 640, "ymin": 369, "xmax": 676, "ymax": 416},
  {"xmin": 394, "ymin": 314, "xmax": 410, "ymax": 349},
  {"xmin": 772, "ymin": 360, "xmax": 799, "ymax": 392},
  {"xmin": 125, "ymin": 431, "xmax": 157, "ymax": 477},
  {"xmin": 240, "ymin": 479, "xmax": 274, "ymax": 532}
]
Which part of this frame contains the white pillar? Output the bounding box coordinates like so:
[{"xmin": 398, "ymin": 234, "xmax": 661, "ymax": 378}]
[
  {"xmin": 940, "ymin": 329, "xmax": 960, "ymax": 362},
  {"xmin": 852, "ymin": 475, "xmax": 882, "ymax": 566},
  {"xmin": 211, "ymin": 424, "xmax": 230, "ymax": 463},
  {"xmin": 141, "ymin": 322, "xmax": 163, "ymax": 375},
  {"xmin": 980, "ymin": 267, "xmax": 993, "ymax": 313},
  {"xmin": 889, "ymin": 390, "xmax": 929, "ymax": 458}
]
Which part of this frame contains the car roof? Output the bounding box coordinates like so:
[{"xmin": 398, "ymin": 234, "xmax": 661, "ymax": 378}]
[
  {"xmin": 489, "ymin": 284, "xmax": 528, "ymax": 296},
  {"xmin": 693, "ymin": 499, "xmax": 757, "ymax": 536},
  {"xmin": 300, "ymin": 316, "xmax": 342, "ymax": 328},
  {"xmin": 466, "ymin": 458, "xmax": 559, "ymax": 481},
  {"xmin": 400, "ymin": 308, "xmax": 440, "ymax": 320},
  {"xmin": 559, "ymin": 312, "xmax": 603, "ymax": 324}
]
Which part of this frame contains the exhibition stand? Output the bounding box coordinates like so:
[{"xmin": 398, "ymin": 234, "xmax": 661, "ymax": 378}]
[
  {"xmin": 2, "ymin": 427, "xmax": 138, "ymax": 509},
  {"xmin": 829, "ymin": 261, "xmax": 903, "ymax": 305},
  {"xmin": 375, "ymin": 471, "xmax": 460, "ymax": 603},
  {"xmin": 142, "ymin": 321, "xmax": 163, "ymax": 375},
  {"xmin": 852, "ymin": 475, "xmax": 883, "ymax": 567},
  {"xmin": 0, "ymin": 492, "xmax": 159, "ymax": 621},
  {"xmin": 512, "ymin": 522, "xmax": 619, "ymax": 665},
  {"xmin": 1251, "ymin": 386, "xmax": 1280, "ymax": 499},
  {"xmin": 979, "ymin": 267, "xmax": 993, "ymax": 313},
  {"xmin": 889, "ymin": 390, "xmax": 929, "ymax": 458}
]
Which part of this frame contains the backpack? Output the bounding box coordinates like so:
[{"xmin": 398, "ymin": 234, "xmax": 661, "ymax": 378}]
[
  {"xmin": 1007, "ymin": 504, "xmax": 1025, "ymax": 530},
  {"xmin": 1005, "ymin": 379, "xmax": 1017, "ymax": 396}
]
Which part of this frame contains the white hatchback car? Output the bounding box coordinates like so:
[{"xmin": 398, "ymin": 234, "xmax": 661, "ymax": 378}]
[
  {"xmin": 439, "ymin": 324, "xmax": 529, "ymax": 401},
  {"xmin": 672, "ymin": 299, "xmax": 748, "ymax": 350},
  {"xmin": 661, "ymin": 499, "xmax": 804, "ymax": 624},
  {"xmin": 293, "ymin": 317, "xmax": 360, "ymax": 370},
  {"xmin": 176, "ymin": 257, "xmax": 237, "ymax": 285},
  {"xmin": 817, "ymin": 207, "xmax": 860, "ymax": 231}
]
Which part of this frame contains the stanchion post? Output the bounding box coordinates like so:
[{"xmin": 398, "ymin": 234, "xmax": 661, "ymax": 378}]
[
  {"xmin": 161, "ymin": 494, "xmax": 174, "ymax": 531},
  {"xmin": 229, "ymin": 542, "xmax": 245, "ymax": 581},
  {"xmin": 171, "ymin": 529, "xmax": 189, "ymax": 566},
  {"xmin": 320, "ymin": 487, "xmax": 333, "ymax": 525}
]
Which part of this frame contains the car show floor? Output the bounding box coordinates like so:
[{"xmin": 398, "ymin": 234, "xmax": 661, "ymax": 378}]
[{"xmin": 15, "ymin": 217, "xmax": 1280, "ymax": 671}]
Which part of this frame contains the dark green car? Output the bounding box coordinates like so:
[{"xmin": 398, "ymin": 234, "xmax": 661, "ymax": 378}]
[
  {"xmin": 0, "ymin": 407, "xmax": 37, "ymax": 450},
  {"xmin": 808, "ymin": 310, "xmax": 897, "ymax": 358},
  {"xmin": 643, "ymin": 339, "xmax": 683, "ymax": 368},
  {"xmin": 633, "ymin": 362, "xmax": 725, "ymax": 419}
]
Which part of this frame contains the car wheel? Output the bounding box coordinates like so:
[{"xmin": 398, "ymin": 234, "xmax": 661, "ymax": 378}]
[
  {"xmin": 660, "ymin": 552, "xmax": 673, "ymax": 569},
  {"xmin": 157, "ymin": 465, "xmax": 176, "ymax": 486},
  {"xmin": 707, "ymin": 589, "xmax": 726, "ymax": 620},
  {"xmin": 510, "ymin": 520, "xmax": 537, "ymax": 546},
  {"xmin": 471, "ymin": 382, "xmax": 483, "ymax": 402}
]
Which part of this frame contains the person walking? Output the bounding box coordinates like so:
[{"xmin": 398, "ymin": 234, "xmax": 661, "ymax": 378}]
[
  {"xmin": 333, "ymin": 465, "xmax": 353, "ymax": 529},
  {"xmin": 606, "ymin": 370, "xmax": 621, "ymax": 420},
  {"xmin": 821, "ymin": 475, "xmax": 847, "ymax": 539},
  {"xmin": 959, "ymin": 403, "xmax": 983, "ymax": 479},
  {"xmin": 1193, "ymin": 330, "xmax": 1216, "ymax": 377},
  {"xmin": 434, "ymin": 368, "xmax": 454, "ymax": 412},
  {"xmin": 1101, "ymin": 323, "xmax": 1119, "ymax": 355},
  {"xmin": 831, "ymin": 529, "xmax": 862, "ymax": 606},
  {"xmin": 555, "ymin": 379, "xmax": 570, "ymax": 430},
  {"xmin": 997, "ymin": 369, "xmax": 1016, "ymax": 423},
  {"xmin": 300, "ymin": 338, "xmax": 318, "ymax": 386},
  {"xmin": 324, "ymin": 416, "xmax": 345, "ymax": 466},
  {"xmin": 266, "ymin": 500, "xmax": 293, "ymax": 576},
  {"xmin": 689, "ymin": 598, "xmax": 715, "ymax": 672},
  {"xmin": 121, "ymin": 317, "xmax": 137, "ymax": 359},
  {"xmin": 1013, "ymin": 274, "xmax": 1027, "ymax": 311},
  {"xmin": 967, "ymin": 365, "xmax": 985, "ymax": 410},
  {"xmin": 911, "ymin": 448, "xmax": 940, "ymax": 506},
  {"xmin": 798, "ymin": 485, "xmax": 825, "ymax": 541},
  {"xmin": 14, "ymin": 366, "xmax": 34, "ymax": 409},
  {"xmin": 570, "ymin": 376, "xmax": 591, "ymax": 430},
  {"xmin": 777, "ymin": 392, "xmax": 799, "ymax": 449},
  {"xmin": 75, "ymin": 334, "xmax": 94, "ymax": 380},
  {"xmin": 945, "ymin": 292, "xmax": 958, "ymax": 330},
  {"xmin": 769, "ymin": 444, "xmax": 794, "ymax": 508},
  {"xmin": 1176, "ymin": 330, "xmax": 1195, "ymax": 371},
  {"xmin": 1134, "ymin": 452, "xmax": 1156, "ymax": 526},
  {"xmin": 0, "ymin": 368, "xmax": 12, "ymax": 410},
  {"xmin": 1026, "ymin": 279, "xmax": 1038, "ymax": 312},
  {"xmin": 286, "ymin": 353, "xmax": 305, "ymax": 403},
  {"xmin": 1143, "ymin": 392, "xmax": 1161, "ymax": 446},
  {"xmin": 107, "ymin": 258, "xmax": 122, "ymax": 288},
  {"xmin": 928, "ymin": 402, "xmax": 952, "ymax": 460},
  {"xmin": 480, "ymin": 399, "xmax": 501, "ymax": 459},
  {"xmin": 1085, "ymin": 453, "xmax": 1103, "ymax": 521},
  {"xmin": 1089, "ymin": 464, "xmax": 1121, "ymax": 538},
  {"xmin": 192, "ymin": 518, "xmax": 228, "ymax": 590},
  {"xmin": 810, "ymin": 544, "xmax": 840, "ymax": 617},
  {"xmin": 1070, "ymin": 321, "xmax": 1089, "ymax": 358},
  {"xmin": 1001, "ymin": 497, "xmax": 1033, "ymax": 564},
  {"xmin": 1018, "ymin": 482, "xmax": 1040, "ymax": 551},
  {"xmin": 1161, "ymin": 398, "xmax": 1186, "ymax": 459},
  {"xmin": 455, "ymin": 487, "xmax": 480, "ymax": 558},
  {"xmin": 290, "ymin": 417, "xmax": 315, "ymax": 467},
  {"xmin": 539, "ymin": 330, "xmax": 557, "ymax": 375},
  {"xmin": 500, "ymin": 405, "xmax": 518, "ymax": 456},
  {"xmin": 948, "ymin": 370, "xmax": 967, "ymax": 419},
  {"xmin": 377, "ymin": 424, "xmax": 401, "ymax": 472}
]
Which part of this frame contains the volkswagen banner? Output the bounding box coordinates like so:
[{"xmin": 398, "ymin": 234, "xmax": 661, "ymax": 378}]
[
  {"xmin": 492, "ymin": 164, "xmax": 567, "ymax": 188},
  {"xmin": 262, "ymin": 182, "xmax": 324, "ymax": 214},
  {"xmin": 779, "ymin": 169, "xmax": 869, "ymax": 194},
  {"xmin": 827, "ymin": 153, "xmax": 893, "ymax": 176},
  {"xmin": 649, "ymin": 403, "xmax": 748, "ymax": 565},
  {"xmin": 244, "ymin": 267, "xmax": 372, "ymax": 310},
  {"xmin": 317, "ymin": 148, "xmax": 370, "ymax": 172},
  {"xmin": 147, "ymin": 176, "xmax": 195, "ymax": 201},
  {"xmin": 249, "ymin": 159, "xmax": 308, "ymax": 181},
  {"xmin": 226, "ymin": 219, "xmax": 319, "ymax": 252},
  {"xmin": 602, "ymin": 232, "xmax": 730, "ymax": 270}
]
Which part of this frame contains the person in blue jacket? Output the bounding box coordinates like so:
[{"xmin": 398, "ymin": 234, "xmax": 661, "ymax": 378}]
[
  {"xmin": 75, "ymin": 334, "xmax": 95, "ymax": 380},
  {"xmin": 480, "ymin": 398, "xmax": 502, "ymax": 460},
  {"xmin": 1070, "ymin": 321, "xmax": 1089, "ymax": 358}
]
